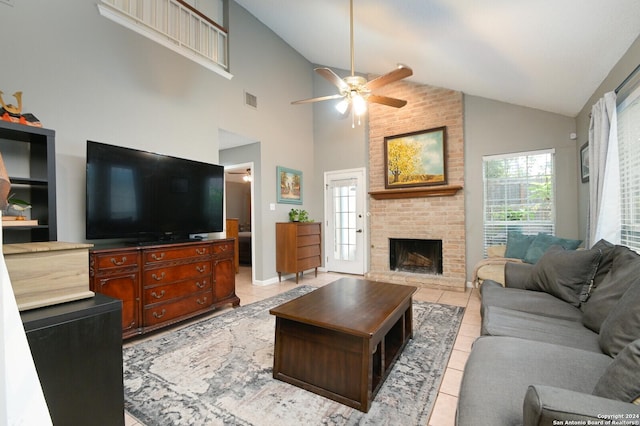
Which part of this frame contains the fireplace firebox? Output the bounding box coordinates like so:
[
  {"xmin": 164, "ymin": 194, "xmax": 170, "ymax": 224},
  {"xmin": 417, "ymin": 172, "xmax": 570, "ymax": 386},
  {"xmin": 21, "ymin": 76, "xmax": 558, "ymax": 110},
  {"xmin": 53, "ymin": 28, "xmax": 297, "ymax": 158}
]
[{"xmin": 389, "ymin": 238, "xmax": 443, "ymax": 275}]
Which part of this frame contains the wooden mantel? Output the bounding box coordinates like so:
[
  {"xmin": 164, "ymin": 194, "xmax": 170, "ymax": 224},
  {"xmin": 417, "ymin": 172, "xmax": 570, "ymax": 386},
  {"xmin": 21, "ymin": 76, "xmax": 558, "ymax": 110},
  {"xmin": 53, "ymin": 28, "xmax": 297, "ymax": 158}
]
[{"xmin": 369, "ymin": 185, "xmax": 463, "ymax": 200}]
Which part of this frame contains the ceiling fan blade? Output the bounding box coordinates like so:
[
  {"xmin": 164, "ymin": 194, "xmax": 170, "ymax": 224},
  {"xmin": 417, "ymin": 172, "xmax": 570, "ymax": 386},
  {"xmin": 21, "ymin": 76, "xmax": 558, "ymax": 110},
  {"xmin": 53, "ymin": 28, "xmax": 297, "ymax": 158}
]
[
  {"xmin": 315, "ymin": 67, "xmax": 350, "ymax": 92},
  {"xmin": 291, "ymin": 94, "xmax": 344, "ymax": 105},
  {"xmin": 365, "ymin": 65, "xmax": 413, "ymax": 91},
  {"xmin": 368, "ymin": 94, "xmax": 408, "ymax": 108}
]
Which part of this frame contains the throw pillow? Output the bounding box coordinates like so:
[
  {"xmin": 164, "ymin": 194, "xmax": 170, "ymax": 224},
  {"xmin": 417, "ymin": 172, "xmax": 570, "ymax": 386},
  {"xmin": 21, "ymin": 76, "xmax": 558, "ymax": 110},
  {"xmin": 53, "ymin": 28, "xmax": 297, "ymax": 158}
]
[
  {"xmin": 582, "ymin": 246, "xmax": 640, "ymax": 333},
  {"xmin": 599, "ymin": 279, "xmax": 640, "ymax": 357},
  {"xmin": 523, "ymin": 233, "xmax": 582, "ymax": 264},
  {"xmin": 589, "ymin": 239, "xmax": 616, "ymax": 291},
  {"xmin": 593, "ymin": 338, "xmax": 640, "ymax": 403},
  {"xmin": 524, "ymin": 245, "xmax": 602, "ymax": 307},
  {"xmin": 504, "ymin": 230, "xmax": 535, "ymax": 260}
]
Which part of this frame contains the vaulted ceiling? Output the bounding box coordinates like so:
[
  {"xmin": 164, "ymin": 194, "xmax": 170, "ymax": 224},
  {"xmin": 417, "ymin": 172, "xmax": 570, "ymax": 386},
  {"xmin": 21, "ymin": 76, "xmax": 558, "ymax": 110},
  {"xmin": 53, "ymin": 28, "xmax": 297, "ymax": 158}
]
[{"xmin": 235, "ymin": 0, "xmax": 640, "ymax": 117}]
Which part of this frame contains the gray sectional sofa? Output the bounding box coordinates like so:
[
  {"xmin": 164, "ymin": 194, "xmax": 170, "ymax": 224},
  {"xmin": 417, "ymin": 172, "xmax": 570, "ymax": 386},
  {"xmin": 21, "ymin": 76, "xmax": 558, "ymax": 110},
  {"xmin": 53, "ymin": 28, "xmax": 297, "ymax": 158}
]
[{"xmin": 457, "ymin": 239, "xmax": 640, "ymax": 425}]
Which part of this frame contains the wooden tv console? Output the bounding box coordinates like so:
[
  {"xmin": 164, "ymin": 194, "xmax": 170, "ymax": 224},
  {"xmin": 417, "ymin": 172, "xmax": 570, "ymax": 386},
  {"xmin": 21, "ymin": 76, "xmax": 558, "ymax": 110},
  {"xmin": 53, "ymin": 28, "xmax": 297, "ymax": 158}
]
[{"xmin": 89, "ymin": 239, "xmax": 240, "ymax": 339}]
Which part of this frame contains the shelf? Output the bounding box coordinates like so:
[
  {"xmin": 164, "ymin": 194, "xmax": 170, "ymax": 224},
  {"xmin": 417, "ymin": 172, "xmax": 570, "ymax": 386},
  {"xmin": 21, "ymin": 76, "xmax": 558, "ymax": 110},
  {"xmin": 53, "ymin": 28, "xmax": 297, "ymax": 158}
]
[
  {"xmin": 8, "ymin": 177, "xmax": 48, "ymax": 186},
  {"xmin": 369, "ymin": 185, "xmax": 463, "ymax": 200},
  {"xmin": 0, "ymin": 121, "xmax": 57, "ymax": 243}
]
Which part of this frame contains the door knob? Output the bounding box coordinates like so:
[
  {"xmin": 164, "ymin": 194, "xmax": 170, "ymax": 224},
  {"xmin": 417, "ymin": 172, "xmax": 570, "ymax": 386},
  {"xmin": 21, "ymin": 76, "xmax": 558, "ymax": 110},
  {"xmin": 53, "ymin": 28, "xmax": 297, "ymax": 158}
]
[{"xmin": 356, "ymin": 229, "xmax": 363, "ymax": 233}]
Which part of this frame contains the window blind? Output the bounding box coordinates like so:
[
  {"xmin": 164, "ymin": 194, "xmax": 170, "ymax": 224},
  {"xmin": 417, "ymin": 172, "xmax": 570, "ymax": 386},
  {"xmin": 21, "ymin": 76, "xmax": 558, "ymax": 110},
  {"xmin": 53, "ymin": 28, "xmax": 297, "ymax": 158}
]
[
  {"xmin": 482, "ymin": 149, "xmax": 556, "ymax": 253},
  {"xmin": 617, "ymin": 76, "xmax": 640, "ymax": 253}
]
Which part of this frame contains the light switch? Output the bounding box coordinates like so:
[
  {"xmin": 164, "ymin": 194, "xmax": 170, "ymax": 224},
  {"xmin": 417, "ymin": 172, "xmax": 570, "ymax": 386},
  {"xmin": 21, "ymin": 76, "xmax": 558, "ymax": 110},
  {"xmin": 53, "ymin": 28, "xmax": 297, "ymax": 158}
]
[{"xmin": 270, "ymin": 203, "xmax": 276, "ymax": 211}]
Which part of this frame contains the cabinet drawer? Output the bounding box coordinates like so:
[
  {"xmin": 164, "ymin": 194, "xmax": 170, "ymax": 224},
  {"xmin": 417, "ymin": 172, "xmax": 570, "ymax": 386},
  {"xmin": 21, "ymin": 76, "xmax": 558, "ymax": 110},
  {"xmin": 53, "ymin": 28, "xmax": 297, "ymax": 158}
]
[
  {"xmin": 298, "ymin": 234, "xmax": 321, "ymax": 247},
  {"xmin": 212, "ymin": 241, "xmax": 234, "ymax": 255},
  {"xmin": 93, "ymin": 251, "xmax": 139, "ymax": 271},
  {"xmin": 144, "ymin": 290, "xmax": 213, "ymax": 326},
  {"xmin": 143, "ymin": 261, "xmax": 211, "ymax": 284},
  {"xmin": 144, "ymin": 245, "xmax": 210, "ymax": 264},
  {"xmin": 143, "ymin": 277, "xmax": 211, "ymax": 305},
  {"xmin": 297, "ymin": 245, "xmax": 321, "ymax": 259},
  {"xmin": 297, "ymin": 223, "xmax": 321, "ymax": 236},
  {"xmin": 297, "ymin": 256, "xmax": 321, "ymax": 271}
]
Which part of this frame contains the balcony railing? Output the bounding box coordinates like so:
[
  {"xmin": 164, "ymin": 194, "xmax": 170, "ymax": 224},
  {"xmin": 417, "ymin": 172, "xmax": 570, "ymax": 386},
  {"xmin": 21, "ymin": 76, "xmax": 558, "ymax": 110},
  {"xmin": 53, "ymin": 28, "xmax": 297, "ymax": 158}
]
[{"xmin": 98, "ymin": 0, "xmax": 231, "ymax": 79}]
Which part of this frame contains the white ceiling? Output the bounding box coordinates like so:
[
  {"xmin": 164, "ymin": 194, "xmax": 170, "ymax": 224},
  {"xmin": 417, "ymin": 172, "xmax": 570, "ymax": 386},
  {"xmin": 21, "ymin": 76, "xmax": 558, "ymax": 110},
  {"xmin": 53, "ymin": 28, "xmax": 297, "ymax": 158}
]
[{"xmin": 235, "ymin": 0, "xmax": 640, "ymax": 117}]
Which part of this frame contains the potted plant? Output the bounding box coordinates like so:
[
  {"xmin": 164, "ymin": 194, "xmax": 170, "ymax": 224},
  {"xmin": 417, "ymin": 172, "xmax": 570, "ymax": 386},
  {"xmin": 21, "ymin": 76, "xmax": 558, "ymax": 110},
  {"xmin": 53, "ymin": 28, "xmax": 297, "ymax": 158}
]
[
  {"xmin": 289, "ymin": 208, "xmax": 312, "ymax": 222},
  {"xmin": 289, "ymin": 208, "xmax": 301, "ymax": 222}
]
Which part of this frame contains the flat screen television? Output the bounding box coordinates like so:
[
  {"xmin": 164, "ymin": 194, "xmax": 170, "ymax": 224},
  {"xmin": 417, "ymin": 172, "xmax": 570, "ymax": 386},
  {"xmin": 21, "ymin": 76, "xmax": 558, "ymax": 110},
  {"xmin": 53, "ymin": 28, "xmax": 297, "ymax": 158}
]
[{"xmin": 86, "ymin": 141, "xmax": 224, "ymax": 243}]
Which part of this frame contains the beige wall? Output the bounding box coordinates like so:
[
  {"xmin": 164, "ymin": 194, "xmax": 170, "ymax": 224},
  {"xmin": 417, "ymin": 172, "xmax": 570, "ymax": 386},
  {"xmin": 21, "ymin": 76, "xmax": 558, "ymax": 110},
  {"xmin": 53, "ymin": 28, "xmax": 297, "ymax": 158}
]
[
  {"xmin": 464, "ymin": 96, "xmax": 577, "ymax": 280},
  {"xmin": 0, "ymin": 1, "xmax": 315, "ymax": 282}
]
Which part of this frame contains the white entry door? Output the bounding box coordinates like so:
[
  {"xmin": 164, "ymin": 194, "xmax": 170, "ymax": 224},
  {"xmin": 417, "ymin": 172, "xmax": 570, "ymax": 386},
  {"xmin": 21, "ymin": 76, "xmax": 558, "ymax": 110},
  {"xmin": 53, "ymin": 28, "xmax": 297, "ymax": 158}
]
[{"xmin": 324, "ymin": 168, "xmax": 367, "ymax": 275}]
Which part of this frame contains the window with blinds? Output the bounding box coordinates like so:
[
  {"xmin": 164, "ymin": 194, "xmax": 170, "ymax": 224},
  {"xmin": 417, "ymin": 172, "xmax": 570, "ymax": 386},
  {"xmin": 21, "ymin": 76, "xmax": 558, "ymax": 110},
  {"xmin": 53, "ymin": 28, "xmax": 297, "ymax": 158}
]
[
  {"xmin": 617, "ymin": 76, "xmax": 640, "ymax": 253},
  {"xmin": 482, "ymin": 150, "xmax": 556, "ymax": 253}
]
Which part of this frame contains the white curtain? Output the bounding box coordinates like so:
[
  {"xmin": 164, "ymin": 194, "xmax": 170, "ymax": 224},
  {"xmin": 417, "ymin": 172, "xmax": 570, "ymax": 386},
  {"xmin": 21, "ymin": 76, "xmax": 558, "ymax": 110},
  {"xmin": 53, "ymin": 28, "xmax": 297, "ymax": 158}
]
[{"xmin": 587, "ymin": 91, "xmax": 619, "ymax": 247}]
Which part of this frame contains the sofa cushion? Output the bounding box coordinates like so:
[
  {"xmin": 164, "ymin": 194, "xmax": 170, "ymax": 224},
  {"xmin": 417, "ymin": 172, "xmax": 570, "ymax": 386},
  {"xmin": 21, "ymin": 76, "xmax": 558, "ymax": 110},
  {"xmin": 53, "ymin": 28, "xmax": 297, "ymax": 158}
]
[
  {"xmin": 599, "ymin": 280, "xmax": 640, "ymax": 357},
  {"xmin": 480, "ymin": 283, "xmax": 583, "ymax": 321},
  {"xmin": 524, "ymin": 245, "xmax": 602, "ymax": 307},
  {"xmin": 523, "ymin": 233, "xmax": 582, "ymax": 264},
  {"xmin": 457, "ymin": 336, "xmax": 613, "ymax": 426},
  {"xmin": 505, "ymin": 230, "xmax": 535, "ymax": 259},
  {"xmin": 582, "ymin": 245, "xmax": 640, "ymax": 333},
  {"xmin": 593, "ymin": 338, "xmax": 640, "ymax": 403},
  {"xmin": 589, "ymin": 239, "xmax": 616, "ymax": 291},
  {"xmin": 482, "ymin": 306, "xmax": 602, "ymax": 352}
]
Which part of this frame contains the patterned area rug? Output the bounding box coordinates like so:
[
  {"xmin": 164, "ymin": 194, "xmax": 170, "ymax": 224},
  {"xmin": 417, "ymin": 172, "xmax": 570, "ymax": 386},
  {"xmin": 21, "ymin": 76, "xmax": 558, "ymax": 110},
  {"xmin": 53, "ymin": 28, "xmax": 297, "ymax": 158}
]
[{"xmin": 123, "ymin": 285, "xmax": 465, "ymax": 425}]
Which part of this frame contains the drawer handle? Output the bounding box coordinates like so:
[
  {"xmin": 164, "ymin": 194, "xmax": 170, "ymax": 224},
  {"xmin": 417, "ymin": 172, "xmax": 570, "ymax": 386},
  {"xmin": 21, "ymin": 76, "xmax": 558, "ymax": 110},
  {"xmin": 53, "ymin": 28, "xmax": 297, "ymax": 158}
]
[
  {"xmin": 153, "ymin": 309, "xmax": 166, "ymax": 319},
  {"xmin": 218, "ymin": 245, "xmax": 228, "ymax": 251},
  {"xmin": 152, "ymin": 272, "xmax": 166, "ymax": 281},
  {"xmin": 196, "ymin": 281, "xmax": 206, "ymax": 289},
  {"xmin": 197, "ymin": 297, "xmax": 208, "ymax": 305},
  {"xmin": 110, "ymin": 256, "xmax": 127, "ymax": 266},
  {"xmin": 196, "ymin": 265, "xmax": 207, "ymax": 273},
  {"xmin": 196, "ymin": 248, "xmax": 206, "ymax": 255},
  {"xmin": 151, "ymin": 253, "xmax": 165, "ymax": 261},
  {"xmin": 151, "ymin": 290, "xmax": 165, "ymax": 299}
]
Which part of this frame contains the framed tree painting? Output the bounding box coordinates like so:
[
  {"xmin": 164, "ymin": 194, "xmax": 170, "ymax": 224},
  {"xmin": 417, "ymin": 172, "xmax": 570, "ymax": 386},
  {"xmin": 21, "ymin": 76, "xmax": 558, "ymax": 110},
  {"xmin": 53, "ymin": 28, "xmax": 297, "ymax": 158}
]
[
  {"xmin": 384, "ymin": 126, "xmax": 447, "ymax": 189},
  {"xmin": 277, "ymin": 166, "xmax": 302, "ymax": 204}
]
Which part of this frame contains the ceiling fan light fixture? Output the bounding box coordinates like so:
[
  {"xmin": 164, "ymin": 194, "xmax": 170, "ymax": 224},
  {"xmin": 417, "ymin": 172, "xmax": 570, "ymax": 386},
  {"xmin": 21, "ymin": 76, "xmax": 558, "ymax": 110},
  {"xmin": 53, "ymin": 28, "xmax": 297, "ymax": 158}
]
[
  {"xmin": 336, "ymin": 98, "xmax": 349, "ymax": 115},
  {"xmin": 352, "ymin": 93, "xmax": 367, "ymax": 116}
]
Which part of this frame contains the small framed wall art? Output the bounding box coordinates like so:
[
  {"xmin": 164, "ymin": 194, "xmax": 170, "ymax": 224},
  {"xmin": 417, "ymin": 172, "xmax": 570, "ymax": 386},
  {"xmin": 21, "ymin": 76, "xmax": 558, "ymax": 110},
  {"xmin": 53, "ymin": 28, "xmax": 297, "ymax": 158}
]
[
  {"xmin": 277, "ymin": 166, "xmax": 302, "ymax": 204},
  {"xmin": 384, "ymin": 126, "xmax": 447, "ymax": 189},
  {"xmin": 580, "ymin": 142, "xmax": 589, "ymax": 183}
]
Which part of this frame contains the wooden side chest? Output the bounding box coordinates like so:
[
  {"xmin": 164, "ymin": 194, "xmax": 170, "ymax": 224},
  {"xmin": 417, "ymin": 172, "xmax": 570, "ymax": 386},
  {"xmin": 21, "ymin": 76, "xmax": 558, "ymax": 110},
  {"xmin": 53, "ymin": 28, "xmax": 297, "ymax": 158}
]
[{"xmin": 275, "ymin": 222, "xmax": 322, "ymax": 283}]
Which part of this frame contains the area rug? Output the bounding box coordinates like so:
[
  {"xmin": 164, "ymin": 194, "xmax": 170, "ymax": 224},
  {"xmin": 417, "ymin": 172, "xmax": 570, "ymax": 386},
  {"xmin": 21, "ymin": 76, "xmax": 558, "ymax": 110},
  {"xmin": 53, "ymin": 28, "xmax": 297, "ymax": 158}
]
[{"xmin": 123, "ymin": 285, "xmax": 465, "ymax": 425}]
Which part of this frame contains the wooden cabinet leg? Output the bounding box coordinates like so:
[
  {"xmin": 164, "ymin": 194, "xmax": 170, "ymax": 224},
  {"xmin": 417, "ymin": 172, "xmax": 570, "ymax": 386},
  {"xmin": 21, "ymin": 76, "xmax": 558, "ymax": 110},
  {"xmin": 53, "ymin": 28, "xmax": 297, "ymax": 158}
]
[
  {"xmin": 278, "ymin": 272, "xmax": 282, "ymax": 282},
  {"xmin": 295, "ymin": 272, "xmax": 299, "ymax": 284},
  {"xmin": 314, "ymin": 267, "xmax": 318, "ymax": 278}
]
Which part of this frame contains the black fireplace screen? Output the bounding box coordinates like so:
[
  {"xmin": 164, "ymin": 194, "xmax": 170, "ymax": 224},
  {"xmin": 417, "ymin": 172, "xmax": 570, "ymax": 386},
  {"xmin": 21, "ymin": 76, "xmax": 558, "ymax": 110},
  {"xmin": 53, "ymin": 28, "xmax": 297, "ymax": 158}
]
[{"xmin": 389, "ymin": 238, "xmax": 443, "ymax": 274}]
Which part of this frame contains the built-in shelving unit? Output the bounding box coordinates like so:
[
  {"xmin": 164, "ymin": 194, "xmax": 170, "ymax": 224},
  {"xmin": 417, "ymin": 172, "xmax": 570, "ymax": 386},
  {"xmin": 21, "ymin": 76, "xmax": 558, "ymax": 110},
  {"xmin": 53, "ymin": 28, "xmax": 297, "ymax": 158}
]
[{"xmin": 0, "ymin": 121, "xmax": 57, "ymax": 243}]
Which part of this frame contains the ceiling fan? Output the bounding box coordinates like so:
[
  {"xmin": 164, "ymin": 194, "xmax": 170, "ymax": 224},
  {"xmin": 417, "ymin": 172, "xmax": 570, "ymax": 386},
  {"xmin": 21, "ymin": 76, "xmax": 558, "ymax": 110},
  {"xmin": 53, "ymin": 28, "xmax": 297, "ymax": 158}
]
[
  {"xmin": 228, "ymin": 168, "xmax": 252, "ymax": 182},
  {"xmin": 291, "ymin": 0, "xmax": 413, "ymax": 123}
]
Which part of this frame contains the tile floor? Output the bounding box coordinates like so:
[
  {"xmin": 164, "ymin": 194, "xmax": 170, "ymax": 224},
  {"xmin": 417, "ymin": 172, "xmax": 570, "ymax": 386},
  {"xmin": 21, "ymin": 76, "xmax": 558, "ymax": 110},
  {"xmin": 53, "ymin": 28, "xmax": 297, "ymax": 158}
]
[{"xmin": 124, "ymin": 267, "xmax": 481, "ymax": 426}]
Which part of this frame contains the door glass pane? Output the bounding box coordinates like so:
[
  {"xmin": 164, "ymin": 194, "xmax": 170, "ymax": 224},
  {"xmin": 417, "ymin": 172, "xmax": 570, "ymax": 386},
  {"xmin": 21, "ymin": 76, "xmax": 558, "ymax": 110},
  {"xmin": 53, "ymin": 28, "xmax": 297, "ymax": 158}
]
[{"xmin": 332, "ymin": 179, "xmax": 357, "ymax": 261}]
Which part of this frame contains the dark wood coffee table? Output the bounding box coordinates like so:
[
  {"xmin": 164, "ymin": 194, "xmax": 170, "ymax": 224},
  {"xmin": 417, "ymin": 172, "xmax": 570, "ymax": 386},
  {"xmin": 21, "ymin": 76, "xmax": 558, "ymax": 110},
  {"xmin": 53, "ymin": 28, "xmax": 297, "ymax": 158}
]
[{"xmin": 269, "ymin": 277, "xmax": 417, "ymax": 412}]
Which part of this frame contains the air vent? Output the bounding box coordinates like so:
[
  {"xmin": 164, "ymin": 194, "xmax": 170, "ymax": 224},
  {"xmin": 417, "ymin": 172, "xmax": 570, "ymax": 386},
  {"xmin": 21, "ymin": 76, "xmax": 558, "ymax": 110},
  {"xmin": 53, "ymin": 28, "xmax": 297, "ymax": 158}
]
[{"xmin": 245, "ymin": 91, "xmax": 258, "ymax": 109}]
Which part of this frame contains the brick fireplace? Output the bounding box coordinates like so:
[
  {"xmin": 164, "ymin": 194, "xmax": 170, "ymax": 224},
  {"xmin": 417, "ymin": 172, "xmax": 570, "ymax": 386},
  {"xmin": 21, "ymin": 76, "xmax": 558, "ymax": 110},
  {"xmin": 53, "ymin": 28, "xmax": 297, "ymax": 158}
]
[{"xmin": 365, "ymin": 80, "xmax": 466, "ymax": 291}]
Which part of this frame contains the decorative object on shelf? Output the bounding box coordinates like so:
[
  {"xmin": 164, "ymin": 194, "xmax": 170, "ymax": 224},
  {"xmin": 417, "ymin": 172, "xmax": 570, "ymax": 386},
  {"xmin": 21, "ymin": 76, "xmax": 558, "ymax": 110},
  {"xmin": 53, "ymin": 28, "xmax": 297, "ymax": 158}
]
[
  {"xmin": 5, "ymin": 193, "xmax": 31, "ymax": 220},
  {"xmin": 580, "ymin": 142, "xmax": 589, "ymax": 183},
  {"xmin": 0, "ymin": 152, "xmax": 10, "ymax": 210},
  {"xmin": 288, "ymin": 208, "xmax": 311, "ymax": 223},
  {"xmin": 384, "ymin": 126, "xmax": 447, "ymax": 189},
  {"xmin": 0, "ymin": 90, "xmax": 42, "ymax": 127},
  {"xmin": 277, "ymin": 166, "xmax": 302, "ymax": 204}
]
